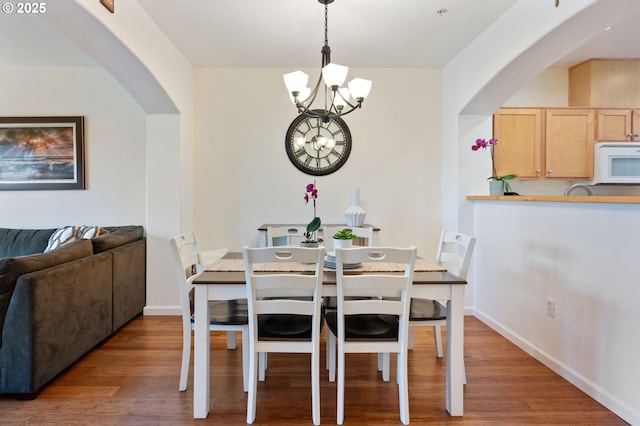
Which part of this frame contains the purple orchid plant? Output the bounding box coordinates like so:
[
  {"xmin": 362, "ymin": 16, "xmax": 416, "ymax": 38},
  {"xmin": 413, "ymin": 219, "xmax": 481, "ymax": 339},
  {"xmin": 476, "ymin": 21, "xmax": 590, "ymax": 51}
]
[
  {"xmin": 304, "ymin": 181, "xmax": 321, "ymax": 242},
  {"xmin": 472, "ymin": 138, "xmax": 515, "ymax": 192}
]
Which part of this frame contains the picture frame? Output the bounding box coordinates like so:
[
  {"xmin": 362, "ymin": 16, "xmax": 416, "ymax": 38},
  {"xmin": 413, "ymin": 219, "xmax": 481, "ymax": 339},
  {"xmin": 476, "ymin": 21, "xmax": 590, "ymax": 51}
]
[{"xmin": 0, "ymin": 116, "xmax": 85, "ymax": 190}]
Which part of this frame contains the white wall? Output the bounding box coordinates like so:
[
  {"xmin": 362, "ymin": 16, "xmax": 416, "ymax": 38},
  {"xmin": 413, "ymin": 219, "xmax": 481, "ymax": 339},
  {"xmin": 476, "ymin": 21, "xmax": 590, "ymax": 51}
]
[
  {"xmin": 472, "ymin": 200, "xmax": 640, "ymax": 424},
  {"xmin": 193, "ymin": 68, "xmax": 444, "ymax": 258},
  {"xmin": 0, "ymin": 67, "xmax": 146, "ymax": 228},
  {"xmin": 461, "ymin": 64, "xmax": 640, "ymax": 426}
]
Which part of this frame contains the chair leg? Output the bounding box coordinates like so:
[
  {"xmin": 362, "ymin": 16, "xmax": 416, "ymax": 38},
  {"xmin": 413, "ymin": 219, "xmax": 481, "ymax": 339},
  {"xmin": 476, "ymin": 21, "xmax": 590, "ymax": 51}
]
[
  {"xmin": 328, "ymin": 332, "xmax": 336, "ymax": 382},
  {"xmin": 227, "ymin": 331, "xmax": 237, "ymax": 349},
  {"xmin": 381, "ymin": 353, "xmax": 390, "ymax": 382},
  {"xmin": 326, "ymin": 331, "xmax": 330, "ymax": 370},
  {"xmin": 242, "ymin": 329, "xmax": 249, "ymax": 392},
  {"xmin": 337, "ymin": 347, "xmax": 345, "ymax": 425},
  {"xmin": 398, "ymin": 350, "xmax": 410, "ymax": 425},
  {"xmin": 247, "ymin": 349, "xmax": 258, "ymax": 424},
  {"xmin": 259, "ymin": 352, "xmax": 267, "ymax": 381},
  {"xmin": 179, "ymin": 325, "xmax": 191, "ymax": 391},
  {"xmin": 433, "ymin": 325, "xmax": 444, "ymax": 358},
  {"xmin": 311, "ymin": 341, "xmax": 321, "ymax": 426},
  {"xmin": 407, "ymin": 325, "xmax": 414, "ymax": 349}
]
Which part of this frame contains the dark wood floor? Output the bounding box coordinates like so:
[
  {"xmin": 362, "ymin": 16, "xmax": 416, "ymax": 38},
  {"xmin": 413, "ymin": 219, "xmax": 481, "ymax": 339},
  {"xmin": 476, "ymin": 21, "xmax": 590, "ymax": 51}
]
[{"xmin": 0, "ymin": 316, "xmax": 627, "ymax": 425}]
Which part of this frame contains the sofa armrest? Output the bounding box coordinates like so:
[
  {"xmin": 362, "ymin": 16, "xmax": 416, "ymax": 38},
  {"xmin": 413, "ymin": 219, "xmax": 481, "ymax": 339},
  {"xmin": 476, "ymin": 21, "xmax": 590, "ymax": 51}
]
[{"xmin": 0, "ymin": 252, "xmax": 112, "ymax": 395}]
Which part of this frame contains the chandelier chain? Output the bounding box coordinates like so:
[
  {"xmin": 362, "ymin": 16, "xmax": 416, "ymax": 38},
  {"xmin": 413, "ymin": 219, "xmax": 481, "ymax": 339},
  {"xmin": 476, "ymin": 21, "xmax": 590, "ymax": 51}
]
[{"xmin": 324, "ymin": 2, "xmax": 329, "ymax": 47}]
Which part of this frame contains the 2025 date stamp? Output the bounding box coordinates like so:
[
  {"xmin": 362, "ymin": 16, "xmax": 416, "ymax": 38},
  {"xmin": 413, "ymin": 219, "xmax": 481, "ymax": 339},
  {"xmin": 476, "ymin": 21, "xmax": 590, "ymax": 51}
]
[{"xmin": 2, "ymin": 2, "xmax": 47, "ymax": 14}]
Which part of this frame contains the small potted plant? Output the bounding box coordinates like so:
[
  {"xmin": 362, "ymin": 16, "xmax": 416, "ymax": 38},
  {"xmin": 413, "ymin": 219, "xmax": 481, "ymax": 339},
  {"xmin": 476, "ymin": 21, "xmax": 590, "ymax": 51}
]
[
  {"xmin": 332, "ymin": 228, "xmax": 356, "ymax": 249},
  {"xmin": 471, "ymin": 137, "xmax": 516, "ymax": 195}
]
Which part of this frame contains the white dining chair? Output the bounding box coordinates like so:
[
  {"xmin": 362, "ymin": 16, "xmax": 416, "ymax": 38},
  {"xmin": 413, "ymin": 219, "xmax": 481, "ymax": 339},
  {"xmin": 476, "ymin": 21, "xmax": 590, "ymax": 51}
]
[
  {"xmin": 170, "ymin": 232, "xmax": 249, "ymax": 392},
  {"xmin": 266, "ymin": 225, "xmax": 308, "ymax": 247},
  {"xmin": 324, "ymin": 246, "xmax": 416, "ymax": 425},
  {"xmin": 407, "ymin": 230, "xmax": 475, "ymax": 384},
  {"xmin": 321, "ymin": 225, "xmax": 375, "ymax": 374},
  {"xmin": 242, "ymin": 245, "xmax": 325, "ymax": 425}
]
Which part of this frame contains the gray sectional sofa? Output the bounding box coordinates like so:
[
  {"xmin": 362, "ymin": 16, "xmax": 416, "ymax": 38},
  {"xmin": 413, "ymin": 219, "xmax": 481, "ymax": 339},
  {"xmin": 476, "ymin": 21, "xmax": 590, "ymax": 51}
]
[{"xmin": 0, "ymin": 226, "xmax": 146, "ymax": 397}]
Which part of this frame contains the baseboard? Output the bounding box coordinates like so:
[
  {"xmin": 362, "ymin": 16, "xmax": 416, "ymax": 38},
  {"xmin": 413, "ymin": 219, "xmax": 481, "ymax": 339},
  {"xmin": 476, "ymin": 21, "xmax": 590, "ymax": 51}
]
[
  {"xmin": 145, "ymin": 305, "xmax": 475, "ymax": 316},
  {"xmin": 143, "ymin": 306, "xmax": 181, "ymax": 316},
  {"xmin": 472, "ymin": 308, "xmax": 639, "ymax": 426}
]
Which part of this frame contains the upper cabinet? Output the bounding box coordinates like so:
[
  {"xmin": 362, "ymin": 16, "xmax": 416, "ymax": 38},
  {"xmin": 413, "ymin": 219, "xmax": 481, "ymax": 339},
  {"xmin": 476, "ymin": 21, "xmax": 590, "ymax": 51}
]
[
  {"xmin": 493, "ymin": 108, "xmax": 594, "ymax": 180},
  {"xmin": 596, "ymin": 109, "xmax": 640, "ymax": 141},
  {"xmin": 545, "ymin": 109, "xmax": 594, "ymax": 179},
  {"xmin": 493, "ymin": 108, "xmax": 543, "ymax": 179},
  {"xmin": 570, "ymin": 59, "xmax": 640, "ymax": 107}
]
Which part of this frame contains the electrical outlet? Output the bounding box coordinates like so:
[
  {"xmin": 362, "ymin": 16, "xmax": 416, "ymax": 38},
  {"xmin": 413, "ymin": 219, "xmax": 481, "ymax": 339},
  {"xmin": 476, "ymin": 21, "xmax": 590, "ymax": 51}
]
[{"xmin": 546, "ymin": 298, "xmax": 556, "ymax": 318}]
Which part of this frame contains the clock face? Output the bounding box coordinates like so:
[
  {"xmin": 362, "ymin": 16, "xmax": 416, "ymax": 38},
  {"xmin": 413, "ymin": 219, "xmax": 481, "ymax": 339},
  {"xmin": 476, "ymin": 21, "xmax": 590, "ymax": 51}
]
[{"xmin": 285, "ymin": 112, "xmax": 352, "ymax": 176}]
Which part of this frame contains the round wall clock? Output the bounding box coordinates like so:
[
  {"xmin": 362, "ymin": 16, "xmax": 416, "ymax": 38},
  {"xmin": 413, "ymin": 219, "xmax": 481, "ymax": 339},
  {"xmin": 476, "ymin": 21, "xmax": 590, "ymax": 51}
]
[{"xmin": 285, "ymin": 111, "xmax": 352, "ymax": 176}]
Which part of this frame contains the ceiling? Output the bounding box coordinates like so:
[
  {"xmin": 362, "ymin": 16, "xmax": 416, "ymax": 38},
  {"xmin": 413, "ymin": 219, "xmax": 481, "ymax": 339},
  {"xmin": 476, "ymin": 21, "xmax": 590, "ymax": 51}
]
[{"xmin": 1, "ymin": 1, "xmax": 640, "ymax": 69}]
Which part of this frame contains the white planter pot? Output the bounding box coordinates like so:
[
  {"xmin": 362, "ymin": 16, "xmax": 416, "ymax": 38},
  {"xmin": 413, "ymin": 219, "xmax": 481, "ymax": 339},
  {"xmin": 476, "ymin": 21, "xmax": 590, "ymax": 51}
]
[{"xmin": 333, "ymin": 239, "xmax": 353, "ymax": 250}]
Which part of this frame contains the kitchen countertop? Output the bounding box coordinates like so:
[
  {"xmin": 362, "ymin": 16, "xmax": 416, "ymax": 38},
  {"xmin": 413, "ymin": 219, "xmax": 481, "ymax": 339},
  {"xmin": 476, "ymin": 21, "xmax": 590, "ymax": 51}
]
[{"xmin": 467, "ymin": 195, "xmax": 640, "ymax": 204}]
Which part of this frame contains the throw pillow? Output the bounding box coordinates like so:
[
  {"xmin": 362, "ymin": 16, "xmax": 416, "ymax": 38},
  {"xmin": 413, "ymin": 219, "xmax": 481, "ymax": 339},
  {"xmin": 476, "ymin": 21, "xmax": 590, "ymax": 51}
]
[
  {"xmin": 77, "ymin": 225, "xmax": 109, "ymax": 239},
  {"xmin": 44, "ymin": 226, "xmax": 79, "ymax": 253},
  {"xmin": 44, "ymin": 226, "xmax": 110, "ymax": 252}
]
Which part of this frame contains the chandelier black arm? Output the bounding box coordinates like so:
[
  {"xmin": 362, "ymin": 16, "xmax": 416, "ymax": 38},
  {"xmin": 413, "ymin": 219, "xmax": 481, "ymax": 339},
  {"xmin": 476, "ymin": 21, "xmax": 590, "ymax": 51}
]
[{"xmin": 299, "ymin": 102, "xmax": 362, "ymax": 121}]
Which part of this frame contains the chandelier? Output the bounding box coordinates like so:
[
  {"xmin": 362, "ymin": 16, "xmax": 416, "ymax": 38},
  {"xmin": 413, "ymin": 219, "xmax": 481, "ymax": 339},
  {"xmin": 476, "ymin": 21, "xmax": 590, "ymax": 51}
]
[{"xmin": 283, "ymin": 0, "xmax": 372, "ymax": 122}]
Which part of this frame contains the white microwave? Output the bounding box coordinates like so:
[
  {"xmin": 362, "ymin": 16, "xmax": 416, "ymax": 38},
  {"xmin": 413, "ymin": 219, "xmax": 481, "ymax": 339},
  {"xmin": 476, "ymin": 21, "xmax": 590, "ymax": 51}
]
[{"xmin": 592, "ymin": 142, "xmax": 640, "ymax": 184}]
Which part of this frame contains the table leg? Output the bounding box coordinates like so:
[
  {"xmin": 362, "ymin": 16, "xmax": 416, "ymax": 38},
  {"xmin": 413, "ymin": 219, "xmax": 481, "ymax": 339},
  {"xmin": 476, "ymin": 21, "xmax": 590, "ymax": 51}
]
[
  {"xmin": 194, "ymin": 285, "xmax": 210, "ymax": 418},
  {"xmin": 445, "ymin": 286, "xmax": 465, "ymax": 416}
]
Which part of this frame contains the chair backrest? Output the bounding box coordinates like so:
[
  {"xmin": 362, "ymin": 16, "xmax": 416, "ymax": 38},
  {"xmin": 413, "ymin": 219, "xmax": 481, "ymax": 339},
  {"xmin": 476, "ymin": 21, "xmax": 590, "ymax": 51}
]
[
  {"xmin": 435, "ymin": 230, "xmax": 476, "ymax": 279},
  {"xmin": 266, "ymin": 226, "xmax": 308, "ymax": 247},
  {"xmin": 242, "ymin": 246, "xmax": 325, "ymax": 348},
  {"xmin": 321, "ymin": 226, "xmax": 374, "ymax": 252},
  {"xmin": 170, "ymin": 232, "xmax": 203, "ymax": 320},
  {"xmin": 335, "ymin": 247, "xmax": 416, "ymax": 345}
]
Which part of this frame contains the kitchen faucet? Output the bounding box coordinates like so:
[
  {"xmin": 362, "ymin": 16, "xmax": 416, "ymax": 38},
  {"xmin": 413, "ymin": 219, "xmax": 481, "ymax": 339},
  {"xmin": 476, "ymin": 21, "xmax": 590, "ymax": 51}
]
[{"xmin": 564, "ymin": 183, "xmax": 594, "ymax": 196}]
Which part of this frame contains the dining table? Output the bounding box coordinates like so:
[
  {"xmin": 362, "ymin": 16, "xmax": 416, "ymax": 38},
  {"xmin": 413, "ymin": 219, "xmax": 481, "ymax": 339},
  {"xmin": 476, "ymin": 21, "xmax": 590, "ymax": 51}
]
[{"xmin": 192, "ymin": 251, "xmax": 467, "ymax": 419}]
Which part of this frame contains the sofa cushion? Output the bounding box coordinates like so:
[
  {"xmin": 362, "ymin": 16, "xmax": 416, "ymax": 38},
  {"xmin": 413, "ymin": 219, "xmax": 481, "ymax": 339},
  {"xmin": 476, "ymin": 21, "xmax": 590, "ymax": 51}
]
[
  {"xmin": 92, "ymin": 226, "xmax": 144, "ymax": 253},
  {"xmin": 0, "ymin": 228, "xmax": 57, "ymax": 258},
  {"xmin": 0, "ymin": 239, "xmax": 94, "ymax": 347},
  {"xmin": 0, "ymin": 239, "xmax": 94, "ymax": 277}
]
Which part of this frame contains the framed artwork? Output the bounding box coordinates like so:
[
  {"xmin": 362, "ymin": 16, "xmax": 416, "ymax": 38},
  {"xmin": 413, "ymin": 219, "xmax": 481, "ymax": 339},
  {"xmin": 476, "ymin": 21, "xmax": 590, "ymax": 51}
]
[{"xmin": 0, "ymin": 116, "xmax": 85, "ymax": 190}]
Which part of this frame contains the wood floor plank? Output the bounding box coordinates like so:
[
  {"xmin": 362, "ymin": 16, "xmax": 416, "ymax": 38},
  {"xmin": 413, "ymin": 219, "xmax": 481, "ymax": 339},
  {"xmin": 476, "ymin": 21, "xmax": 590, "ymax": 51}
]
[{"xmin": 0, "ymin": 315, "xmax": 627, "ymax": 425}]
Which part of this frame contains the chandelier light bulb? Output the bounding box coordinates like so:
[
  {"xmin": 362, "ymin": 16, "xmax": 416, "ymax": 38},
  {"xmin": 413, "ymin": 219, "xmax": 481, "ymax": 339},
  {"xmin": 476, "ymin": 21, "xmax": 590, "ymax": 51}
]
[
  {"xmin": 322, "ymin": 63, "xmax": 349, "ymax": 88},
  {"xmin": 283, "ymin": 71, "xmax": 309, "ymax": 95},
  {"xmin": 289, "ymin": 86, "xmax": 311, "ymax": 104},
  {"xmin": 348, "ymin": 78, "xmax": 372, "ymax": 101}
]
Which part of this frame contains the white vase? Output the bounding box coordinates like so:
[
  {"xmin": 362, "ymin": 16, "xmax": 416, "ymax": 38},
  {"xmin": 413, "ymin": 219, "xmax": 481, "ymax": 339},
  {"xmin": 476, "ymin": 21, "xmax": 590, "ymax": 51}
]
[
  {"xmin": 333, "ymin": 239, "xmax": 353, "ymax": 250},
  {"xmin": 344, "ymin": 187, "xmax": 366, "ymax": 226}
]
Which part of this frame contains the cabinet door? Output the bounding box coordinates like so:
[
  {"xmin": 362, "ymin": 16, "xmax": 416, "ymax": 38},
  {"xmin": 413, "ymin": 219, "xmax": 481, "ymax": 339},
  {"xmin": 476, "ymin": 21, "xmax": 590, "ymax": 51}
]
[
  {"xmin": 493, "ymin": 108, "xmax": 543, "ymax": 179},
  {"xmin": 545, "ymin": 109, "xmax": 594, "ymax": 179},
  {"xmin": 632, "ymin": 110, "xmax": 640, "ymax": 140},
  {"xmin": 596, "ymin": 109, "xmax": 632, "ymax": 141}
]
